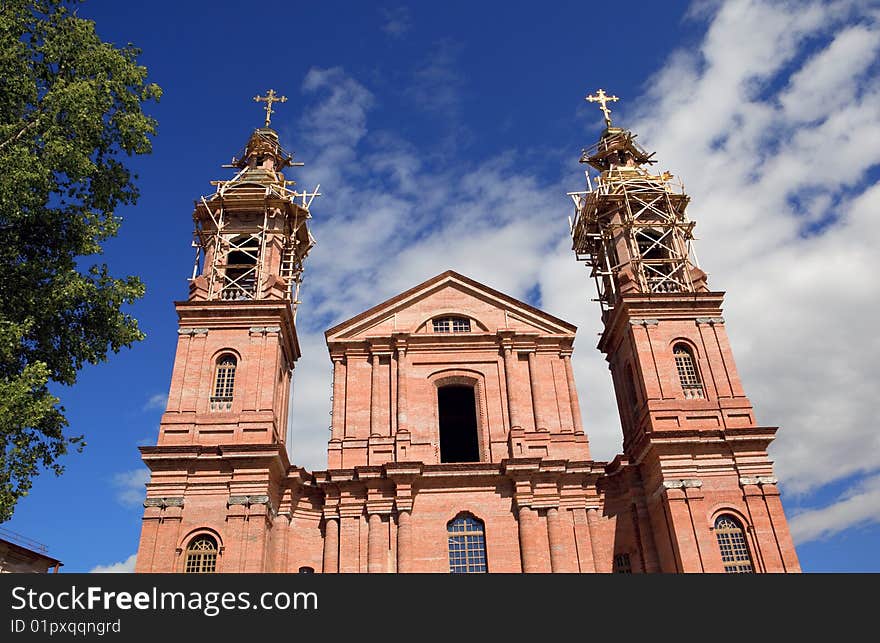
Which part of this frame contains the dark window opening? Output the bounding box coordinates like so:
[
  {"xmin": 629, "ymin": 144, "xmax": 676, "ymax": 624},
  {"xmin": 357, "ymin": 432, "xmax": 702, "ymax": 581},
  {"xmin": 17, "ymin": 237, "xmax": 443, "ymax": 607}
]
[
  {"xmin": 613, "ymin": 553, "xmax": 632, "ymax": 574},
  {"xmin": 636, "ymin": 227, "xmax": 680, "ymax": 293},
  {"xmin": 438, "ymin": 385, "xmax": 480, "ymax": 463},
  {"xmin": 221, "ymin": 235, "xmax": 260, "ymax": 300}
]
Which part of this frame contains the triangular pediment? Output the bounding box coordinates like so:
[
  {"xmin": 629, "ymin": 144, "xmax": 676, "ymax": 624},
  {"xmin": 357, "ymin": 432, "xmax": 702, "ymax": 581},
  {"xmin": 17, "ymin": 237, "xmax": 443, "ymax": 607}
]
[{"xmin": 325, "ymin": 271, "xmax": 576, "ymax": 342}]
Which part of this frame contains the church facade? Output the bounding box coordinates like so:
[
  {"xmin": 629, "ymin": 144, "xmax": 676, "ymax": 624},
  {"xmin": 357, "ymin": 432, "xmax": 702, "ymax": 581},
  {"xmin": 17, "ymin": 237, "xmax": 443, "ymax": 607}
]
[{"xmin": 134, "ymin": 92, "xmax": 800, "ymax": 573}]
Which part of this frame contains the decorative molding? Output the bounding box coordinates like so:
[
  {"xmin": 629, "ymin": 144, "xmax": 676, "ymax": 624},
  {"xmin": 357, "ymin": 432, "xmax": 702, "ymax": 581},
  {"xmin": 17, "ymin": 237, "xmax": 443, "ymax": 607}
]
[
  {"xmin": 696, "ymin": 317, "xmax": 725, "ymax": 325},
  {"xmin": 143, "ymin": 496, "xmax": 184, "ymax": 509},
  {"xmin": 228, "ymin": 494, "xmax": 271, "ymax": 507},
  {"xmin": 661, "ymin": 478, "xmax": 702, "ymax": 490},
  {"xmin": 177, "ymin": 328, "xmax": 209, "ymax": 336},
  {"xmin": 740, "ymin": 476, "xmax": 777, "ymax": 486},
  {"xmin": 629, "ymin": 319, "xmax": 659, "ymax": 327}
]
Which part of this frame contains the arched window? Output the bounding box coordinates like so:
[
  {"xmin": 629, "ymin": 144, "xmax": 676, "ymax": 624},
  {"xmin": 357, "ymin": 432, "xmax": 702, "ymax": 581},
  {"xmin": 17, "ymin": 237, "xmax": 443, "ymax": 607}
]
[
  {"xmin": 673, "ymin": 343, "xmax": 704, "ymax": 399},
  {"xmin": 221, "ymin": 234, "xmax": 260, "ymax": 300},
  {"xmin": 184, "ymin": 535, "xmax": 218, "ymax": 573},
  {"xmin": 714, "ymin": 515, "xmax": 754, "ymax": 573},
  {"xmin": 432, "ymin": 317, "xmax": 471, "ymax": 333},
  {"xmin": 211, "ymin": 354, "xmax": 237, "ymax": 411},
  {"xmin": 447, "ymin": 513, "xmax": 487, "ymax": 574}
]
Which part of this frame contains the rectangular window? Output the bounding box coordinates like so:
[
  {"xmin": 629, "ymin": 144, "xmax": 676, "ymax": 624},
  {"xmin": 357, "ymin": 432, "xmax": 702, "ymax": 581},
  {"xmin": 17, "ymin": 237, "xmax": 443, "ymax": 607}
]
[
  {"xmin": 433, "ymin": 317, "xmax": 471, "ymax": 333},
  {"xmin": 613, "ymin": 553, "xmax": 632, "ymax": 574}
]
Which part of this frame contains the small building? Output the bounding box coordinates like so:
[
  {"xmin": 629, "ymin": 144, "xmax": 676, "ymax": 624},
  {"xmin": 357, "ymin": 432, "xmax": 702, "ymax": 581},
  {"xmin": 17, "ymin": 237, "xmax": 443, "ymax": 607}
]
[{"xmin": 0, "ymin": 528, "xmax": 62, "ymax": 573}]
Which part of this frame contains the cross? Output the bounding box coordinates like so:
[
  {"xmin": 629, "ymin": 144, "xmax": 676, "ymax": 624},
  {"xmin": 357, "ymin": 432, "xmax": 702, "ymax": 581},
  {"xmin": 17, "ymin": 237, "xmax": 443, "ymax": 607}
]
[
  {"xmin": 253, "ymin": 89, "xmax": 288, "ymax": 127},
  {"xmin": 585, "ymin": 88, "xmax": 620, "ymax": 127}
]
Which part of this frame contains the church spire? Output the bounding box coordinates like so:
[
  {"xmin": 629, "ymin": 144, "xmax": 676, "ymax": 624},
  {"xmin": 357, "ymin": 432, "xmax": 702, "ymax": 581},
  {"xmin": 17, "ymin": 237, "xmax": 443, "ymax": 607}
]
[
  {"xmin": 187, "ymin": 91, "xmax": 319, "ymax": 311},
  {"xmin": 567, "ymin": 89, "xmax": 801, "ymax": 573},
  {"xmin": 569, "ymin": 89, "xmax": 707, "ymax": 321}
]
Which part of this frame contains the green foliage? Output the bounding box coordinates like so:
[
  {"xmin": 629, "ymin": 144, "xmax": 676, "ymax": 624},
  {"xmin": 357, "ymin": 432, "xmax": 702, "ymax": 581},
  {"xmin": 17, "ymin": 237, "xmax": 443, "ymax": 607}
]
[{"xmin": 0, "ymin": 0, "xmax": 161, "ymax": 522}]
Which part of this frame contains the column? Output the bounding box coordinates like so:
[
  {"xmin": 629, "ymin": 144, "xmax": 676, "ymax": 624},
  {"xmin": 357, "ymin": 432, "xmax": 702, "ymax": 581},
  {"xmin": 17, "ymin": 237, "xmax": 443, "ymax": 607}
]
[
  {"xmin": 339, "ymin": 516, "xmax": 360, "ymax": 573},
  {"xmin": 322, "ymin": 517, "xmax": 339, "ymax": 573},
  {"xmin": 572, "ymin": 507, "xmax": 596, "ymax": 573},
  {"xmin": 741, "ymin": 481, "xmax": 784, "ymax": 572},
  {"xmin": 330, "ymin": 357, "xmax": 346, "ymax": 440},
  {"xmin": 586, "ymin": 507, "xmax": 606, "ymax": 572},
  {"xmin": 659, "ymin": 484, "xmax": 701, "ymax": 572},
  {"xmin": 503, "ymin": 346, "xmax": 523, "ymax": 430},
  {"xmin": 396, "ymin": 510, "xmax": 413, "ymax": 573},
  {"xmin": 528, "ymin": 351, "xmax": 548, "ymax": 432},
  {"xmin": 134, "ymin": 506, "xmax": 161, "ymax": 572},
  {"xmin": 244, "ymin": 502, "xmax": 269, "ymax": 572},
  {"xmin": 562, "ymin": 354, "xmax": 584, "ymax": 434},
  {"xmin": 396, "ymin": 347, "xmax": 408, "ymax": 434},
  {"xmin": 761, "ymin": 483, "xmax": 802, "ymax": 572},
  {"xmin": 370, "ymin": 353, "xmax": 381, "ymax": 437},
  {"xmin": 635, "ymin": 496, "xmax": 661, "ymax": 573},
  {"xmin": 546, "ymin": 507, "xmax": 567, "ymax": 573},
  {"xmin": 517, "ymin": 506, "xmax": 542, "ymax": 573},
  {"xmin": 368, "ymin": 512, "xmax": 384, "ymax": 573}
]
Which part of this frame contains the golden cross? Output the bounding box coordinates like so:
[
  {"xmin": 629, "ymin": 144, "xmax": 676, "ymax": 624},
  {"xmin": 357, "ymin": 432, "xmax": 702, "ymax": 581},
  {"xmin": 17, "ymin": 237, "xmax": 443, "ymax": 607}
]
[
  {"xmin": 253, "ymin": 89, "xmax": 288, "ymax": 127},
  {"xmin": 585, "ymin": 88, "xmax": 620, "ymax": 127}
]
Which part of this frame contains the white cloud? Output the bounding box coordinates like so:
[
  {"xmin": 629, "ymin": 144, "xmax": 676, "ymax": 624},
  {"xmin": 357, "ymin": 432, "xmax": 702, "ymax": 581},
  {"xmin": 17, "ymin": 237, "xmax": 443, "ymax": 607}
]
[
  {"xmin": 142, "ymin": 393, "xmax": 167, "ymax": 412},
  {"xmin": 283, "ymin": 0, "xmax": 880, "ymax": 555},
  {"xmin": 623, "ymin": 0, "xmax": 880, "ymax": 497},
  {"xmin": 112, "ymin": 469, "xmax": 150, "ymax": 507},
  {"xmin": 790, "ymin": 475, "xmax": 880, "ymax": 543},
  {"xmin": 380, "ymin": 7, "xmax": 412, "ymax": 38},
  {"xmin": 405, "ymin": 40, "xmax": 464, "ymax": 118},
  {"xmin": 90, "ymin": 553, "xmax": 137, "ymax": 573}
]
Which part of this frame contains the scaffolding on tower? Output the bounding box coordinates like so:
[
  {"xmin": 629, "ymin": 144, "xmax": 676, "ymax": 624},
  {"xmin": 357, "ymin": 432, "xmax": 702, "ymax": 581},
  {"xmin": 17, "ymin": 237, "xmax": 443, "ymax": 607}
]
[
  {"xmin": 189, "ymin": 128, "xmax": 319, "ymax": 320},
  {"xmin": 568, "ymin": 126, "xmax": 701, "ymax": 314}
]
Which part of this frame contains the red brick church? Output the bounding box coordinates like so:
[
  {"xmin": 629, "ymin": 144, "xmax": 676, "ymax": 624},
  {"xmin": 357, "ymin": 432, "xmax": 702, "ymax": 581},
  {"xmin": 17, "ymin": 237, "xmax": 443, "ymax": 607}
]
[{"xmin": 134, "ymin": 91, "xmax": 800, "ymax": 573}]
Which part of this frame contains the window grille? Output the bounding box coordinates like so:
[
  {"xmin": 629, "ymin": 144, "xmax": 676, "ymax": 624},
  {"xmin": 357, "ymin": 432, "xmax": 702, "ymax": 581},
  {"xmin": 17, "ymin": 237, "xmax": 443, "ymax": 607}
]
[
  {"xmin": 715, "ymin": 515, "xmax": 754, "ymax": 573},
  {"xmin": 448, "ymin": 514, "xmax": 487, "ymax": 573},
  {"xmin": 184, "ymin": 535, "xmax": 218, "ymax": 573},
  {"xmin": 211, "ymin": 355, "xmax": 236, "ymax": 411},
  {"xmin": 614, "ymin": 553, "xmax": 632, "ymax": 573},
  {"xmin": 433, "ymin": 317, "xmax": 471, "ymax": 333},
  {"xmin": 673, "ymin": 344, "xmax": 704, "ymax": 399}
]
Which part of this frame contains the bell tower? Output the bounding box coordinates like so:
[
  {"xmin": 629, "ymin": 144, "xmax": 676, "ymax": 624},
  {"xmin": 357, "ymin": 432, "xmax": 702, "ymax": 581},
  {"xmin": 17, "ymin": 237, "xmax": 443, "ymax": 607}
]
[
  {"xmin": 569, "ymin": 90, "xmax": 800, "ymax": 572},
  {"xmin": 135, "ymin": 92, "xmax": 319, "ymax": 573},
  {"xmin": 157, "ymin": 90, "xmax": 317, "ymax": 448}
]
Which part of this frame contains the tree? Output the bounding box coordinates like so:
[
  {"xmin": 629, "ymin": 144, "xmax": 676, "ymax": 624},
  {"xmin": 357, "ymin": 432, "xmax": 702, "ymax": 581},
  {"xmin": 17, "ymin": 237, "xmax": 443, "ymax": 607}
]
[{"xmin": 0, "ymin": 0, "xmax": 161, "ymax": 522}]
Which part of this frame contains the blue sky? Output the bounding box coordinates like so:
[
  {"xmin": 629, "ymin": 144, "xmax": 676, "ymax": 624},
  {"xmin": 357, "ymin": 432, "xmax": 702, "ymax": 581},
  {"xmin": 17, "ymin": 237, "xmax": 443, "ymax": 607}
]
[{"xmin": 5, "ymin": 0, "xmax": 880, "ymax": 573}]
